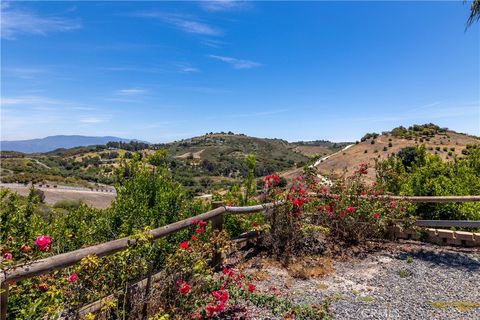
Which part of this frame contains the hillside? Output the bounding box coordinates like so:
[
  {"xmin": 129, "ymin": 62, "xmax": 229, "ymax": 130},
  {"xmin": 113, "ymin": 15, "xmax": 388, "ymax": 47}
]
[
  {"xmin": 4, "ymin": 125, "xmax": 475, "ymax": 193},
  {"xmin": 290, "ymin": 140, "xmax": 352, "ymax": 157},
  {"xmin": 1, "ymin": 133, "xmax": 344, "ymax": 193},
  {"xmin": 0, "ymin": 135, "xmax": 133, "ymax": 153},
  {"xmin": 165, "ymin": 133, "xmax": 308, "ymax": 174},
  {"xmin": 314, "ymin": 125, "xmax": 480, "ymax": 181}
]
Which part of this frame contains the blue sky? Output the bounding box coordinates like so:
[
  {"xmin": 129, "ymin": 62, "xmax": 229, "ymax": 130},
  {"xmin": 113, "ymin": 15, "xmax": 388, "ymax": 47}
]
[{"xmin": 1, "ymin": 1, "xmax": 479, "ymax": 142}]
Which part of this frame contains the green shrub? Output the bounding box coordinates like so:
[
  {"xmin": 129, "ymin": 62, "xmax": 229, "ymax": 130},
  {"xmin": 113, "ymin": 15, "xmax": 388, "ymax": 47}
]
[
  {"xmin": 308, "ymin": 164, "xmax": 412, "ymax": 244},
  {"xmin": 376, "ymin": 145, "xmax": 480, "ymax": 220},
  {"xmin": 53, "ymin": 199, "xmax": 83, "ymax": 210}
]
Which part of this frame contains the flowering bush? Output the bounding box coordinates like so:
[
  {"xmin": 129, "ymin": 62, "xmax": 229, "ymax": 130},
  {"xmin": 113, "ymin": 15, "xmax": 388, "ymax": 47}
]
[
  {"xmin": 149, "ymin": 218, "xmax": 328, "ymax": 319},
  {"xmin": 261, "ymin": 174, "xmax": 309, "ymax": 266},
  {"xmin": 151, "ymin": 219, "xmax": 257, "ymax": 319},
  {"xmin": 307, "ymin": 164, "xmax": 413, "ymax": 244},
  {"xmin": 0, "ymin": 156, "xmax": 208, "ymax": 318}
]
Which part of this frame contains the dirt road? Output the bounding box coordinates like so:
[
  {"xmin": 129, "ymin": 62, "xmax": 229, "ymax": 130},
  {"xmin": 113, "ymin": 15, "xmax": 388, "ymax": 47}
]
[{"xmin": 0, "ymin": 184, "xmax": 116, "ymax": 209}]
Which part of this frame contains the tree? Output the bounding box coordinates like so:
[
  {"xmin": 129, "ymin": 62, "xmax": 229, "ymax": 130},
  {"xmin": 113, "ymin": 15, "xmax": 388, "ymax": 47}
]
[
  {"xmin": 397, "ymin": 146, "xmax": 419, "ymax": 168},
  {"xmin": 466, "ymin": 0, "xmax": 480, "ymax": 28},
  {"xmin": 148, "ymin": 149, "xmax": 168, "ymax": 167}
]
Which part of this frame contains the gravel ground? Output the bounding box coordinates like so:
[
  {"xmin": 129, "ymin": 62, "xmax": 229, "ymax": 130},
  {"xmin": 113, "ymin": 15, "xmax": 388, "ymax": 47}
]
[{"xmin": 242, "ymin": 241, "xmax": 480, "ymax": 319}]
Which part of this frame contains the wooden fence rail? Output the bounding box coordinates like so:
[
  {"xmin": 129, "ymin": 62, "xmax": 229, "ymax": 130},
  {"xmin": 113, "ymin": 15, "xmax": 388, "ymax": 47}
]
[
  {"xmin": 1, "ymin": 195, "xmax": 479, "ymax": 319},
  {"xmin": 414, "ymin": 220, "xmax": 480, "ymax": 228}
]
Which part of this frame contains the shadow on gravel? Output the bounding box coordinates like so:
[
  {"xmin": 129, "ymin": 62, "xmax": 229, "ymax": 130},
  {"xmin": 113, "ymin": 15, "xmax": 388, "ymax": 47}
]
[{"xmin": 397, "ymin": 251, "xmax": 480, "ymax": 271}]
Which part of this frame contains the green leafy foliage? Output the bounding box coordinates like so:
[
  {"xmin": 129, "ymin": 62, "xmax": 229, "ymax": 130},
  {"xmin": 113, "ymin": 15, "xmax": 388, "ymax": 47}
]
[
  {"xmin": 376, "ymin": 145, "xmax": 480, "ymax": 220},
  {"xmin": 307, "ymin": 164, "xmax": 413, "ymax": 244},
  {"xmin": 0, "ymin": 154, "xmax": 208, "ymax": 318}
]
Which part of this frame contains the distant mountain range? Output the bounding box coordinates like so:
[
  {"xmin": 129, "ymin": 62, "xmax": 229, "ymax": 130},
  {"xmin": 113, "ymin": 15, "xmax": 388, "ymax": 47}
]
[{"xmin": 0, "ymin": 135, "xmax": 134, "ymax": 153}]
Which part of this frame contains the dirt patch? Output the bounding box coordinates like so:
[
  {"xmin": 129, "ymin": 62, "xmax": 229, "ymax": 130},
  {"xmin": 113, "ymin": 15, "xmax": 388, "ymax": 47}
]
[{"xmin": 1, "ymin": 186, "xmax": 115, "ymax": 209}]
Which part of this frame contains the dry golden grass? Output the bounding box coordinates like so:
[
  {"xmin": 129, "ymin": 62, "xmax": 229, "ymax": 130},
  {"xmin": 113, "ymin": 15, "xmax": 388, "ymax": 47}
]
[
  {"xmin": 315, "ymin": 131, "xmax": 480, "ymax": 181},
  {"xmin": 287, "ymin": 256, "xmax": 334, "ymax": 279}
]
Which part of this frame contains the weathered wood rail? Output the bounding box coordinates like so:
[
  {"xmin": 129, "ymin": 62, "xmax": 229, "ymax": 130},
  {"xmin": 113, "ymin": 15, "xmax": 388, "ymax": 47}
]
[{"xmin": 1, "ymin": 196, "xmax": 479, "ymax": 319}]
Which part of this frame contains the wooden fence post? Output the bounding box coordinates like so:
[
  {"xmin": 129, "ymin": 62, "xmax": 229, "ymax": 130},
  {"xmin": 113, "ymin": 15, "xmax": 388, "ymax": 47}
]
[
  {"xmin": 141, "ymin": 263, "xmax": 153, "ymax": 320},
  {"xmin": 211, "ymin": 201, "xmax": 225, "ymax": 268},
  {"xmin": 1, "ymin": 282, "xmax": 8, "ymax": 320}
]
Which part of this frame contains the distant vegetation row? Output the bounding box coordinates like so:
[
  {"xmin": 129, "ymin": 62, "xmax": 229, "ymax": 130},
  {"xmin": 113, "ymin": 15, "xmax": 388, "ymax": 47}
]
[{"xmin": 360, "ymin": 123, "xmax": 449, "ymax": 142}]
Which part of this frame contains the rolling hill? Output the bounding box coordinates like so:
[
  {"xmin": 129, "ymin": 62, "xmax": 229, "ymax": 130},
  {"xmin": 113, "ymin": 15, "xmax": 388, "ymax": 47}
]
[
  {"xmin": 313, "ymin": 125, "xmax": 480, "ymax": 181},
  {"xmin": 3, "ymin": 125, "xmax": 475, "ymax": 193},
  {"xmin": 0, "ymin": 133, "xmax": 344, "ymax": 192},
  {"xmin": 0, "ymin": 135, "xmax": 133, "ymax": 153}
]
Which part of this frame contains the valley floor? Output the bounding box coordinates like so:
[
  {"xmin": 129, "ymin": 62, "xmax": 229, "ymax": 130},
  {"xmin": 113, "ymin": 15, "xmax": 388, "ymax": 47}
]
[
  {"xmin": 0, "ymin": 183, "xmax": 116, "ymax": 208},
  {"xmin": 242, "ymin": 241, "xmax": 480, "ymax": 319}
]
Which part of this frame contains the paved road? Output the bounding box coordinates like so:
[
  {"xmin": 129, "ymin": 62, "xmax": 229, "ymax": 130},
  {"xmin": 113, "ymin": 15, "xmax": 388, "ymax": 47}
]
[
  {"xmin": 0, "ymin": 183, "xmax": 116, "ymax": 194},
  {"xmin": 0, "ymin": 183, "xmax": 116, "ymax": 208}
]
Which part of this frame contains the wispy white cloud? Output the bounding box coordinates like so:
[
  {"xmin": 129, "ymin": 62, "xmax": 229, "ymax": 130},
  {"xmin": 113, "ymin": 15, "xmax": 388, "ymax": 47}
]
[
  {"xmin": 183, "ymin": 86, "xmax": 234, "ymax": 94},
  {"xmin": 101, "ymin": 62, "xmax": 200, "ymax": 74},
  {"xmin": 347, "ymin": 103, "xmax": 479, "ymax": 123},
  {"xmin": 0, "ymin": 95, "xmax": 98, "ymax": 113},
  {"xmin": 201, "ymin": 38, "xmax": 228, "ymax": 48},
  {"xmin": 115, "ymin": 88, "xmax": 148, "ymax": 96},
  {"xmin": 2, "ymin": 67, "xmax": 52, "ymax": 80},
  {"xmin": 1, "ymin": 3, "xmax": 81, "ymax": 40},
  {"xmin": 205, "ymin": 109, "xmax": 287, "ymax": 120},
  {"xmin": 80, "ymin": 117, "xmax": 107, "ymax": 124},
  {"xmin": 209, "ymin": 55, "xmax": 262, "ymax": 69},
  {"xmin": 199, "ymin": 0, "xmax": 250, "ymax": 12},
  {"xmin": 0, "ymin": 95, "xmax": 67, "ymax": 106},
  {"xmin": 175, "ymin": 62, "xmax": 200, "ymax": 73},
  {"xmin": 0, "ymin": 95, "xmax": 111, "ymax": 140},
  {"xmin": 133, "ymin": 12, "xmax": 222, "ymax": 36}
]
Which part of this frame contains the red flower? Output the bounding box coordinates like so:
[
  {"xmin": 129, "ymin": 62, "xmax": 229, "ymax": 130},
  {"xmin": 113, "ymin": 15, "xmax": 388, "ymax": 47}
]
[
  {"xmin": 222, "ymin": 267, "xmax": 234, "ymax": 277},
  {"xmin": 213, "ymin": 290, "xmax": 229, "ymax": 302},
  {"xmin": 191, "ymin": 235, "xmax": 197, "ymax": 241},
  {"xmin": 178, "ymin": 282, "xmax": 191, "ymax": 295},
  {"xmin": 195, "ymin": 227, "xmax": 204, "ymax": 234},
  {"xmin": 346, "ymin": 206, "xmax": 356, "ymax": 214},
  {"xmin": 37, "ymin": 283, "xmax": 49, "ymax": 292},
  {"xmin": 199, "ymin": 220, "xmax": 207, "ymax": 227},
  {"xmin": 356, "ymin": 163, "xmax": 368, "ymax": 175},
  {"xmin": 67, "ymin": 273, "xmax": 78, "ymax": 282},
  {"xmin": 264, "ymin": 174, "xmax": 280, "ymax": 187},
  {"xmin": 3, "ymin": 252, "xmax": 12, "ymax": 260},
  {"xmin": 192, "ymin": 218, "xmax": 198, "ymax": 225},
  {"xmin": 248, "ymin": 283, "xmax": 256, "ymax": 293},
  {"xmin": 373, "ymin": 213, "xmax": 379, "ymax": 219},
  {"xmin": 360, "ymin": 191, "xmax": 366, "ymax": 196},
  {"xmin": 389, "ymin": 200, "xmax": 396, "ymax": 209},
  {"xmin": 206, "ymin": 301, "xmax": 225, "ymax": 317},
  {"xmin": 180, "ymin": 241, "xmax": 189, "ymax": 249},
  {"xmin": 292, "ymin": 198, "xmax": 299, "ymax": 206},
  {"xmin": 34, "ymin": 235, "xmax": 52, "ymax": 251}
]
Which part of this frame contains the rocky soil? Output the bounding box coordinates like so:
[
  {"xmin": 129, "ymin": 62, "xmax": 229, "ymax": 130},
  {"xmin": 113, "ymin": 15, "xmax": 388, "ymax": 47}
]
[{"xmin": 240, "ymin": 241, "xmax": 480, "ymax": 319}]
